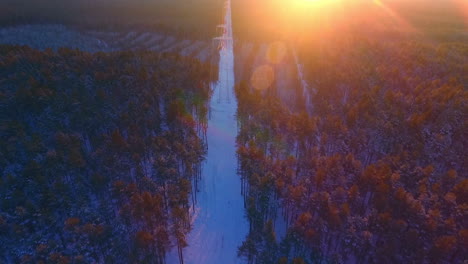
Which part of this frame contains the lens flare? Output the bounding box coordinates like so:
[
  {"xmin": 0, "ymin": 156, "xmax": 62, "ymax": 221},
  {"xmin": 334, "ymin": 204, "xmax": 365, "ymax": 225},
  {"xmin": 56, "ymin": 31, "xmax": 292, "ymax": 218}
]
[
  {"xmin": 251, "ymin": 65, "xmax": 275, "ymax": 91},
  {"xmin": 373, "ymin": 0, "xmax": 417, "ymax": 32}
]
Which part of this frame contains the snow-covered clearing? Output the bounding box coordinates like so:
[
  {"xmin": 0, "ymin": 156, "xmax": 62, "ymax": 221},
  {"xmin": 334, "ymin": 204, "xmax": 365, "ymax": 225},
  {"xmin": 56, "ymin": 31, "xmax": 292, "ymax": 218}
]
[
  {"xmin": 292, "ymin": 47, "xmax": 314, "ymax": 114},
  {"xmin": 0, "ymin": 25, "xmax": 107, "ymax": 52},
  {"xmin": 0, "ymin": 25, "xmax": 211, "ymax": 62},
  {"xmin": 168, "ymin": 1, "xmax": 248, "ymax": 263}
]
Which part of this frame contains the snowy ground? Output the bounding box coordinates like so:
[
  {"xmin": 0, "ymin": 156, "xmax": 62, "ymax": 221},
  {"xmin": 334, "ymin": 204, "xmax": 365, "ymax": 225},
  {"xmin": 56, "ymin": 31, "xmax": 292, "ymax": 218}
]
[
  {"xmin": 0, "ymin": 25, "xmax": 107, "ymax": 52},
  {"xmin": 0, "ymin": 25, "xmax": 214, "ymax": 62},
  {"xmin": 292, "ymin": 47, "xmax": 314, "ymax": 114},
  {"xmin": 0, "ymin": 3, "xmax": 248, "ymax": 262},
  {"xmin": 168, "ymin": 1, "xmax": 249, "ymax": 263}
]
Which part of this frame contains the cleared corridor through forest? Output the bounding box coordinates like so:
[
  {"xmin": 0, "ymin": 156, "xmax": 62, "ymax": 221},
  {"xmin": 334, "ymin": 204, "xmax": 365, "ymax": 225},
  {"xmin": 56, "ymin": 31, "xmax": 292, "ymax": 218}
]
[{"xmin": 168, "ymin": 0, "xmax": 249, "ymax": 263}]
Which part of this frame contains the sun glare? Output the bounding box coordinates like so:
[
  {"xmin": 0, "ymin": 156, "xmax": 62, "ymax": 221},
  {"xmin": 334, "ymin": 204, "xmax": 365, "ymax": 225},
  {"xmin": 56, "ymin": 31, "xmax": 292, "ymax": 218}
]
[
  {"xmin": 288, "ymin": 0, "xmax": 340, "ymax": 10},
  {"xmin": 264, "ymin": 0, "xmax": 435, "ymax": 41}
]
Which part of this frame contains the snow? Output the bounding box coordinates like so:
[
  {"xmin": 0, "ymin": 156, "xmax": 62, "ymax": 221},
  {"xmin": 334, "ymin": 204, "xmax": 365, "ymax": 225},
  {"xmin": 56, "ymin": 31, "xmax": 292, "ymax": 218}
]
[
  {"xmin": 292, "ymin": 47, "xmax": 314, "ymax": 114},
  {"xmin": 0, "ymin": 25, "xmax": 107, "ymax": 52},
  {"xmin": 167, "ymin": 1, "xmax": 249, "ymax": 263}
]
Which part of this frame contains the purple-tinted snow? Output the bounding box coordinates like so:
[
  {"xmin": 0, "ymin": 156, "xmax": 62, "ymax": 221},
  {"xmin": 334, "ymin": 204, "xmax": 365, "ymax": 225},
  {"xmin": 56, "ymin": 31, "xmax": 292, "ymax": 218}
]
[{"xmin": 168, "ymin": 1, "xmax": 249, "ymax": 263}]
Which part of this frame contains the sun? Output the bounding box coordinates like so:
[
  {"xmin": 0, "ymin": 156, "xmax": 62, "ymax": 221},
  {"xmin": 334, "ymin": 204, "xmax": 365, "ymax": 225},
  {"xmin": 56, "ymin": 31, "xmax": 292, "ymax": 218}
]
[
  {"xmin": 280, "ymin": 0, "xmax": 342, "ymax": 16},
  {"xmin": 274, "ymin": 0, "xmax": 342, "ymax": 22},
  {"xmin": 294, "ymin": 0, "xmax": 340, "ymax": 7}
]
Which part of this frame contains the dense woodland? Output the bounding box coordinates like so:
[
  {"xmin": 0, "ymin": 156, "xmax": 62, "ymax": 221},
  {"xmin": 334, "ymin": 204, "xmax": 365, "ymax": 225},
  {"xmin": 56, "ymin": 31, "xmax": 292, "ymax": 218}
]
[
  {"xmin": 0, "ymin": 45, "xmax": 214, "ymax": 263},
  {"xmin": 0, "ymin": 0, "xmax": 466, "ymax": 263},
  {"xmin": 235, "ymin": 29, "xmax": 467, "ymax": 263}
]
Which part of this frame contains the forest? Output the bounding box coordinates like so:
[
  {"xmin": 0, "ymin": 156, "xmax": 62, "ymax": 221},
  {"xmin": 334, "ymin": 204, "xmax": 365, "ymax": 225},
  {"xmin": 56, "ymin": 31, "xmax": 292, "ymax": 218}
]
[
  {"xmin": 0, "ymin": 0, "xmax": 466, "ymax": 263},
  {"xmin": 234, "ymin": 17, "xmax": 467, "ymax": 264},
  {"xmin": 0, "ymin": 45, "xmax": 214, "ymax": 263},
  {"xmin": 231, "ymin": 1, "xmax": 467, "ymax": 263}
]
